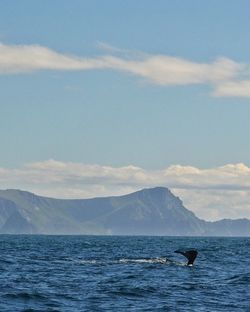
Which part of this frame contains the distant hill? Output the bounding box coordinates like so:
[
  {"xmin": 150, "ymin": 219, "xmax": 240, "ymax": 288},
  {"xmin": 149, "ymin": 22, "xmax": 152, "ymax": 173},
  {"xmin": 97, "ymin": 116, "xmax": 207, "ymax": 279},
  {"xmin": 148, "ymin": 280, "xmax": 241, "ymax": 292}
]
[{"xmin": 0, "ymin": 187, "xmax": 249, "ymax": 236}]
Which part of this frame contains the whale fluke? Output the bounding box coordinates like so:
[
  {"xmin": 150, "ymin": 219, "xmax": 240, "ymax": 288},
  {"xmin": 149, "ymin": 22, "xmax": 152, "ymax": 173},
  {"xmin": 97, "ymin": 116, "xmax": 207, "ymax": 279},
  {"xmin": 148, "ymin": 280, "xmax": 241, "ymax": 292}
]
[{"xmin": 174, "ymin": 249, "xmax": 198, "ymax": 266}]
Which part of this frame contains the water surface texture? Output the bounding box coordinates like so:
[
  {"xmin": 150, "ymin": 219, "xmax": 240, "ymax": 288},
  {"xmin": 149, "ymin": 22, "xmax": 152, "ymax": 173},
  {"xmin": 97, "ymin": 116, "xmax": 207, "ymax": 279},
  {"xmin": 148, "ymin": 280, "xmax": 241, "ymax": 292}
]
[{"xmin": 0, "ymin": 235, "xmax": 249, "ymax": 311}]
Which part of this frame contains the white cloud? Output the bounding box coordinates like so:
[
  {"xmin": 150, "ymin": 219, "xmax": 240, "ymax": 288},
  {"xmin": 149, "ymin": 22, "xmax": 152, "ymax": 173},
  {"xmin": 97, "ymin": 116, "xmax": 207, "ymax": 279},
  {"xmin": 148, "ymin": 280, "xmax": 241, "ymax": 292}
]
[
  {"xmin": 0, "ymin": 160, "xmax": 250, "ymax": 221},
  {"xmin": 1, "ymin": 42, "xmax": 249, "ymax": 97},
  {"xmin": 174, "ymin": 189, "xmax": 250, "ymax": 221},
  {"xmin": 214, "ymin": 80, "xmax": 250, "ymax": 97},
  {"xmin": 0, "ymin": 43, "xmax": 106, "ymax": 73},
  {"xmin": 107, "ymin": 55, "xmax": 242, "ymax": 86}
]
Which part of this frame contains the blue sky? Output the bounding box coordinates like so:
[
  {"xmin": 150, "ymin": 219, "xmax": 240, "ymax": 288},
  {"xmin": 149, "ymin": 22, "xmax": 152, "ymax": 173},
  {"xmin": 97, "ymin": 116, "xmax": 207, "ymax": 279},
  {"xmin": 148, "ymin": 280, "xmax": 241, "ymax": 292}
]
[{"xmin": 1, "ymin": 1, "xmax": 250, "ymax": 220}]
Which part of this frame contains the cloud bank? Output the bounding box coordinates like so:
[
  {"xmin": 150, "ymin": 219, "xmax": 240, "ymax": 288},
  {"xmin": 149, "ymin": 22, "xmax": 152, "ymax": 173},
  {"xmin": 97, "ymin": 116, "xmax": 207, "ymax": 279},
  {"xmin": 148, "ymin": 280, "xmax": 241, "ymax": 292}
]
[
  {"xmin": 1, "ymin": 42, "xmax": 250, "ymax": 97},
  {"xmin": 0, "ymin": 159, "xmax": 250, "ymax": 221}
]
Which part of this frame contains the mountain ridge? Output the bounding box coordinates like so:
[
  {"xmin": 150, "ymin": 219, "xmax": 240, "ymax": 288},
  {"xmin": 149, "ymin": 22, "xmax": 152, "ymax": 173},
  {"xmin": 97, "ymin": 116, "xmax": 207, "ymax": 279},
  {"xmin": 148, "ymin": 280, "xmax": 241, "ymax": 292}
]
[{"xmin": 0, "ymin": 187, "xmax": 249, "ymax": 236}]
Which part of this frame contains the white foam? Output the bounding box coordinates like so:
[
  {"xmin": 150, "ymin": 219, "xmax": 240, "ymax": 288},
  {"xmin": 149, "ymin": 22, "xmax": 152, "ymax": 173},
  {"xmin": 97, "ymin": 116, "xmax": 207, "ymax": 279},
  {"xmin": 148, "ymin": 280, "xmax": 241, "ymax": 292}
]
[
  {"xmin": 119, "ymin": 258, "xmax": 168, "ymax": 264},
  {"xmin": 78, "ymin": 259, "xmax": 97, "ymax": 264}
]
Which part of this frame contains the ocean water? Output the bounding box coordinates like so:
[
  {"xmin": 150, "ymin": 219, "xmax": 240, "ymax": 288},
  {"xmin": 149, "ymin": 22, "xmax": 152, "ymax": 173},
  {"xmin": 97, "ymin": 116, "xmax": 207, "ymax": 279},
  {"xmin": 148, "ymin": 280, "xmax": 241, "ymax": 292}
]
[{"xmin": 0, "ymin": 236, "xmax": 249, "ymax": 312}]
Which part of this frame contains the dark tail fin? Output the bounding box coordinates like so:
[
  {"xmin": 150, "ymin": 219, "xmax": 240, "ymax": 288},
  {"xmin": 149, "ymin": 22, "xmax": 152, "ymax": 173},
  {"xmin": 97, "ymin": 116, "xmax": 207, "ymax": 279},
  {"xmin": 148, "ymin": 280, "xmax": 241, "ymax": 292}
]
[{"xmin": 175, "ymin": 249, "xmax": 198, "ymax": 265}]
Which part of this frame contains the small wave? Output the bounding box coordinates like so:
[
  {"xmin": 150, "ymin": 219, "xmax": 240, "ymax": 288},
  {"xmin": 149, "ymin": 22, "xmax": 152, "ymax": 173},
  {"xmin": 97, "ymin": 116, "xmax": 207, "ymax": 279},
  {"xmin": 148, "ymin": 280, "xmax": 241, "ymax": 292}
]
[
  {"xmin": 4, "ymin": 291, "xmax": 46, "ymax": 300},
  {"xmin": 110, "ymin": 286, "xmax": 149, "ymax": 298},
  {"xmin": 22, "ymin": 309, "xmax": 43, "ymax": 312},
  {"xmin": 0, "ymin": 258, "xmax": 14, "ymax": 264},
  {"xmin": 226, "ymin": 274, "xmax": 250, "ymax": 285}
]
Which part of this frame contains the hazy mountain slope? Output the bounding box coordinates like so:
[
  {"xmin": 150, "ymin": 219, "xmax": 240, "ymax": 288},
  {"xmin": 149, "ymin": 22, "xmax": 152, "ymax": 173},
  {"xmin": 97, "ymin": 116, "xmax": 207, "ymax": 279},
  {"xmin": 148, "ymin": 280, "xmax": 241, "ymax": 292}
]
[
  {"xmin": 0, "ymin": 187, "xmax": 249, "ymax": 235},
  {"xmin": 1, "ymin": 210, "xmax": 36, "ymax": 234},
  {"xmin": 0, "ymin": 190, "xmax": 109, "ymax": 234},
  {"xmin": 93, "ymin": 187, "xmax": 206, "ymax": 235},
  {"xmin": 0, "ymin": 197, "xmax": 19, "ymax": 228},
  {"xmin": 206, "ymin": 218, "xmax": 250, "ymax": 236}
]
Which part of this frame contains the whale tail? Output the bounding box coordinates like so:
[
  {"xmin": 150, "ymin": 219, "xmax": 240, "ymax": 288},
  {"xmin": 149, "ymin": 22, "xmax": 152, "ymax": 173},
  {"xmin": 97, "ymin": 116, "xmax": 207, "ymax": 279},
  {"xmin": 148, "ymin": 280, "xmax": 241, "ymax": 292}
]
[{"xmin": 174, "ymin": 249, "xmax": 198, "ymax": 266}]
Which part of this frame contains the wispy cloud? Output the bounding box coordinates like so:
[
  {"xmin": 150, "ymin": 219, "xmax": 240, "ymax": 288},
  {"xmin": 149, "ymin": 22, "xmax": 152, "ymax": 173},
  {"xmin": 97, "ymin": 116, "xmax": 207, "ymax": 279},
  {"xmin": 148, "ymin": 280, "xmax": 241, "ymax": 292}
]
[
  {"xmin": 0, "ymin": 159, "xmax": 250, "ymax": 221},
  {"xmin": 0, "ymin": 43, "xmax": 105, "ymax": 73},
  {"xmin": 214, "ymin": 80, "xmax": 250, "ymax": 97},
  {"xmin": 1, "ymin": 42, "xmax": 249, "ymax": 96}
]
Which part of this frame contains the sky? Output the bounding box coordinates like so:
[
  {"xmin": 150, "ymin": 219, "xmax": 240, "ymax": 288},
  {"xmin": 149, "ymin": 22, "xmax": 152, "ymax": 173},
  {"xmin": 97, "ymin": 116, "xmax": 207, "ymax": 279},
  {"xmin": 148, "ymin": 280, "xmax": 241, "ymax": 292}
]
[{"xmin": 0, "ymin": 0, "xmax": 250, "ymax": 221}]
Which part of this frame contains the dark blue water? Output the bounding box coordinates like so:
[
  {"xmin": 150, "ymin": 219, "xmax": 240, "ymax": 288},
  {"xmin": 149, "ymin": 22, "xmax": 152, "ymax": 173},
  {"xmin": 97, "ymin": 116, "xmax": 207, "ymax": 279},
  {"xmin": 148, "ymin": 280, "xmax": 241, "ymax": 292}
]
[{"xmin": 0, "ymin": 236, "xmax": 249, "ymax": 311}]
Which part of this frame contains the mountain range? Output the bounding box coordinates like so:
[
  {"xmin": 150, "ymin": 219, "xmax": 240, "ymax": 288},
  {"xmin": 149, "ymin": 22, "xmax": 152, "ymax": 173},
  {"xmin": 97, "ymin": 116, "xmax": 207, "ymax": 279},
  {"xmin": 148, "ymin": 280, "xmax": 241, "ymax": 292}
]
[{"xmin": 0, "ymin": 187, "xmax": 249, "ymax": 236}]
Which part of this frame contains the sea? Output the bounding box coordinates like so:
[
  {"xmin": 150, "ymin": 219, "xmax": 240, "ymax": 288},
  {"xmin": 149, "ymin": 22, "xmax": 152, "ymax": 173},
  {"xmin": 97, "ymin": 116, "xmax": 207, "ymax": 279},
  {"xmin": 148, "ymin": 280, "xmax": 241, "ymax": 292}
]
[{"xmin": 0, "ymin": 235, "xmax": 249, "ymax": 312}]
